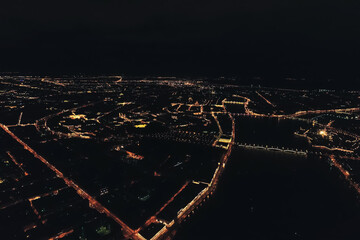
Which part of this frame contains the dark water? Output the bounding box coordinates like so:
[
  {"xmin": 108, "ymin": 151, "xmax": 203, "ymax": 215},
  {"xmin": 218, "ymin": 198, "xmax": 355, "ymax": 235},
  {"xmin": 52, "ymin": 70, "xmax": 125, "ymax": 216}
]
[
  {"xmin": 175, "ymin": 149, "xmax": 360, "ymax": 240},
  {"xmin": 235, "ymin": 116, "xmax": 310, "ymax": 150}
]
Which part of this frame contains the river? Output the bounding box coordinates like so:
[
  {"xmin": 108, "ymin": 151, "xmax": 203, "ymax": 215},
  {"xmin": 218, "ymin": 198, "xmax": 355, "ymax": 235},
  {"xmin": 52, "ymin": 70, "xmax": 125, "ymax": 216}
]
[{"xmin": 175, "ymin": 148, "xmax": 360, "ymax": 240}]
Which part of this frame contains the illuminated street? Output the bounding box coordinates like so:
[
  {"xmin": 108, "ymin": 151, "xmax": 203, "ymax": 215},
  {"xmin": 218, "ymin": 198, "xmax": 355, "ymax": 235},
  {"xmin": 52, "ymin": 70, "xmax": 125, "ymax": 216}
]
[{"xmin": 0, "ymin": 76, "xmax": 359, "ymax": 239}]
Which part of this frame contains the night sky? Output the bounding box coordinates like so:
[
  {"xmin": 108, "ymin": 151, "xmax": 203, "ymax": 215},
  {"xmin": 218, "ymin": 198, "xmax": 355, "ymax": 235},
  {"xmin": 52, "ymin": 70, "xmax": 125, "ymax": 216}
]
[{"xmin": 1, "ymin": 0, "xmax": 360, "ymax": 81}]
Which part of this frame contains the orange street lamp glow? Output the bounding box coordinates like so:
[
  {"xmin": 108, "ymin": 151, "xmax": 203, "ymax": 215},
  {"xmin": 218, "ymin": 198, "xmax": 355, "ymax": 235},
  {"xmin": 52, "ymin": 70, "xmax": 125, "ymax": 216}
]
[{"xmin": 319, "ymin": 130, "xmax": 327, "ymax": 136}]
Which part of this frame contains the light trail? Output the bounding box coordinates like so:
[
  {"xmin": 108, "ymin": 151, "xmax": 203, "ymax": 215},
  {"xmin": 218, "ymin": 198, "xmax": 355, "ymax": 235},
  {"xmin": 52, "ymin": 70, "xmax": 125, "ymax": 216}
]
[
  {"xmin": 256, "ymin": 91, "xmax": 276, "ymax": 107},
  {"xmin": 6, "ymin": 151, "xmax": 29, "ymax": 176},
  {"xmin": 329, "ymin": 155, "xmax": 360, "ymax": 194},
  {"xmin": 312, "ymin": 145, "xmax": 354, "ymax": 153},
  {"xmin": 137, "ymin": 181, "xmax": 190, "ymax": 232},
  {"xmin": 29, "ymin": 199, "xmax": 45, "ymax": 224},
  {"xmin": 211, "ymin": 112, "xmax": 223, "ymax": 147},
  {"xmin": 17, "ymin": 112, "xmax": 23, "ymax": 125},
  {"xmin": 48, "ymin": 229, "xmax": 74, "ymax": 240},
  {"xmin": 6, "ymin": 123, "xmax": 35, "ymax": 128},
  {"xmin": 28, "ymin": 186, "xmax": 68, "ymax": 202},
  {"xmin": 40, "ymin": 78, "xmax": 67, "ymax": 87}
]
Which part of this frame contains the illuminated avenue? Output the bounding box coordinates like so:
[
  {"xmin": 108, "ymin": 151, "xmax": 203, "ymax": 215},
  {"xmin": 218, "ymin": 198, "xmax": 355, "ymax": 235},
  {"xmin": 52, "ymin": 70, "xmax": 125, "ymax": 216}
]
[{"xmin": 0, "ymin": 76, "xmax": 360, "ymax": 239}]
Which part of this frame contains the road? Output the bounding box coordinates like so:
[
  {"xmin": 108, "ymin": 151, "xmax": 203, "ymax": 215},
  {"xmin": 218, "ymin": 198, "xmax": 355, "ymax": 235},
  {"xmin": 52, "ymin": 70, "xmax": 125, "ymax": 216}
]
[
  {"xmin": 152, "ymin": 112, "xmax": 235, "ymax": 240},
  {"xmin": 0, "ymin": 123, "xmax": 145, "ymax": 240}
]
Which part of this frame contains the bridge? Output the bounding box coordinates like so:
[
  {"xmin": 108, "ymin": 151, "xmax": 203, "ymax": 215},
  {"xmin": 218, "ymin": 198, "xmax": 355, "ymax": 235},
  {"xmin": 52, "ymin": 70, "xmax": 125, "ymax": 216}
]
[{"xmin": 235, "ymin": 142, "xmax": 308, "ymax": 155}]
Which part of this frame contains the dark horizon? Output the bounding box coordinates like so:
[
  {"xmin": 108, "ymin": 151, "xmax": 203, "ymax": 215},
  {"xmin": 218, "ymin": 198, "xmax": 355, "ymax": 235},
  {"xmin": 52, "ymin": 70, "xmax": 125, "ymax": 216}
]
[{"xmin": 1, "ymin": 0, "xmax": 360, "ymax": 83}]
